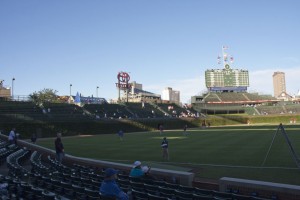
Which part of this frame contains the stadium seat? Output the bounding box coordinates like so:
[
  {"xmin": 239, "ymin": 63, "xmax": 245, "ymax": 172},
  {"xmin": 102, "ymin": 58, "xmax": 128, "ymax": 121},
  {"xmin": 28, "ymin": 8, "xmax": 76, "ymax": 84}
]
[
  {"xmin": 31, "ymin": 186, "xmax": 44, "ymax": 199},
  {"xmin": 85, "ymin": 188, "xmax": 100, "ymax": 200},
  {"xmin": 178, "ymin": 185, "xmax": 195, "ymax": 193},
  {"xmin": 194, "ymin": 188, "xmax": 213, "ymax": 196},
  {"xmin": 100, "ymin": 194, "xmax": 117, "ymax": 200},
  {"xmin": 72, "ymin": 184, "xmax": 86, "ymax": 199},
  {"xmin": 132, "ymin": 189, "xmax": 149, "ymax": 200},
  {"xmin": 129, "ymin": 176, "xmax": 143, "ymax": 183},
  {"xmin": 147, "ymin": 193, "xmax": 169, "ymax": 200},
  {"xmin": 193, "ymin": 193, "xmax": 214, "ymax": 200},
  {"xmin": 158, "ymin": 186, "xmax": 174, "ymax": 199},
  {"xmin": 152, "ymin": 180, "xmax": 166, "ymax": 187},
  {"xmin": 144, "ymin": 183, "xmax": 159, "ymax": 195},
  {"xmin": 42, "ymin": 190, "xmax": 56, "ymax": 200},
  {"xmin": 164, "ymin": 182, "xmax": 179, "ymax": 189},
  {"xmin": 174, "ymin": 189, "xmax": 194, "ymax": 199},
  {"xmin": 118, "ymin": 178, "xmax": 130, "ymax": 188},
  {"xmin": 118, "ymin": 173, "xmax": 129, "ymax": 180},
  {"xmin": 232, "ymin": 193, "xmax": 252, "ymax": 200},
  {"xmin": 250, "ymin": 197, "xmax": 272, "ymax": 200},
  {"xmin": 130, "ymin": 181, "xmax": 145, "ymax": 191},
  {"xmin": 212, "ymin": 191, "xmax": 232, "ymax": 199},
  {"xmin": 60, "ymin": 181, "xmax": 74, "ymax": 198}
]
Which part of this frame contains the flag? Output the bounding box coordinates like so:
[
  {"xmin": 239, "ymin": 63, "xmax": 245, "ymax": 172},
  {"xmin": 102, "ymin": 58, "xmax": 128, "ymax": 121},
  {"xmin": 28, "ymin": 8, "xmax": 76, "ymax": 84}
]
[
  {"xmin": 222, "ymin": 45, "xmax": 228, "ymax": 50},
  {"xmin": 223, "ymin": 53, "xmax": 228, "ymax": 61}
]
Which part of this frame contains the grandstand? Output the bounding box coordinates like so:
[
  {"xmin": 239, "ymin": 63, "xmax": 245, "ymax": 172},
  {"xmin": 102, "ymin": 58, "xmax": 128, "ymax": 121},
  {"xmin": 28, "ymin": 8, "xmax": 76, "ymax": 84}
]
[
  {"xmin": 191, "ymin": 47, "xmax": 286, "ymax": 115},
  {"xmin": 191, "ymin": 92, "xmax": 281, "ymax": 115}
]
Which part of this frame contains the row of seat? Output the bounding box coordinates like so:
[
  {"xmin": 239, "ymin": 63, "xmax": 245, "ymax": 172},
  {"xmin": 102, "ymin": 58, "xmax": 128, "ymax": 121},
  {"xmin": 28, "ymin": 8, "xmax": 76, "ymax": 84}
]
[{"xmin": 0, "ymin": 143, "xmax": 278, "ymax": 200}]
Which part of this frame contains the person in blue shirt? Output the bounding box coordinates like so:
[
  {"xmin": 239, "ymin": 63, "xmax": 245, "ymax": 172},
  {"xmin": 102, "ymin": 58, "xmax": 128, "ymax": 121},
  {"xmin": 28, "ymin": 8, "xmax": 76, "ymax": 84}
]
[
  {"xmin": 117, "ymin": 130, "xmax": 124, "ymax": 141},
  {"xmin": 100, "ymin": 168, "xmax": 129, "ymax": 200}
]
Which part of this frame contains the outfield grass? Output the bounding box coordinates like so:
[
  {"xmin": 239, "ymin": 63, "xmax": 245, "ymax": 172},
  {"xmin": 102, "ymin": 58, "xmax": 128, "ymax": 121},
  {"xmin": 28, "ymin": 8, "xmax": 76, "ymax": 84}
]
[{"xmin": 36, "ymin": 124, "xmax": 300, "ymax": 185}]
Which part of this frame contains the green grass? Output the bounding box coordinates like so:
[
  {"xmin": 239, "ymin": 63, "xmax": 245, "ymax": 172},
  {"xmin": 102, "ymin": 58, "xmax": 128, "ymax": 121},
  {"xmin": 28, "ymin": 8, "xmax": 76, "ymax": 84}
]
[{"xmin": 36, "ymin": 124, "xmax": 300, "ymax": 185}]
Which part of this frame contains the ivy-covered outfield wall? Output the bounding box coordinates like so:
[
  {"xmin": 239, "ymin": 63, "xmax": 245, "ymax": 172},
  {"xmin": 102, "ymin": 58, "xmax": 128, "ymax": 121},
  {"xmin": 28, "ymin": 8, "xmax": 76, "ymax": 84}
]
[
  {"xmin": 205, "ymin": 114, "xmax": 300, "ymax": 126},
  {"xmin": 0, "ymin": 114, "xmax": 299, "ymax": 139},
  {"xmin": 0, "ymin": 117, "xmax": 200, "ymax": 138}
]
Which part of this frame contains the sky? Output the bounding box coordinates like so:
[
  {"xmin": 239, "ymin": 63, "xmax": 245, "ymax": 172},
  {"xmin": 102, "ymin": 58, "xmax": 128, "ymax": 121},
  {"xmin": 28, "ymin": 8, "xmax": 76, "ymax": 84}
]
[{"xmin": 1, "ymin": 0, "xmax": 300, "ymax": 103}]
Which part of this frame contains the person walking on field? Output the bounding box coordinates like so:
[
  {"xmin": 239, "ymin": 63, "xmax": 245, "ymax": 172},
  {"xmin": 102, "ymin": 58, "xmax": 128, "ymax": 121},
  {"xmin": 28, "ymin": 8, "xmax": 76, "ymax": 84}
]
[
  {"xmin": 161, "ymin": 137, "xmax": 169, "ymax": 161},
  {"xmin": 117, "ymin": 130, "xmax": 124, "ymax": 141},
  {"xmin": 159, "ymin": 124, "xmax": 164, "ymax": 135},
  {"xmin": 183, "ymin": 124, "xmax": 188, "ymax": 136},
  {"xmin": 55, "ymin": 133, "xmax": 64, "ymax": 164}
]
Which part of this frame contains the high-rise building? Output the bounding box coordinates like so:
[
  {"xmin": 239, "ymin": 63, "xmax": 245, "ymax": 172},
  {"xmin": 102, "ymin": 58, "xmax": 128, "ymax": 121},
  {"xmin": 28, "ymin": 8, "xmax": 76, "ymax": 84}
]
[
  {"xmin": 272, "ymin": 71, "xmax": 286, "ymax": 98},
  {"xmin": 162, "ymin": 87, "xmax": 180, "ymax": 104}
]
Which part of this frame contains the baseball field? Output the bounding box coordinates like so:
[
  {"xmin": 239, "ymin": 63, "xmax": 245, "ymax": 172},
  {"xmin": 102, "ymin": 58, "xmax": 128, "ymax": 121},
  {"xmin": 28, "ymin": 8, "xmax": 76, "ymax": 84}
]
[{"xmin": 36, "ymin": 123, "xmax": 300, "ymax": 185}]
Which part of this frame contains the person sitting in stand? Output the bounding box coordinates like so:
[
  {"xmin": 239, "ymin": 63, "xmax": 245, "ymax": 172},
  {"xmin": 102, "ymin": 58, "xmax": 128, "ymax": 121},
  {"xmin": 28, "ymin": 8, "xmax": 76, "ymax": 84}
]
[
  {"xmin": 129, "ymin": 161, "xmax": 151, "ymax": 178},
  {"xmin": 31, "ymin": 133, "xmax": 37, "ymax": 144},
  {"xmin": 100, "ymin": 168, "xmax": 129, "ymax": 200}
]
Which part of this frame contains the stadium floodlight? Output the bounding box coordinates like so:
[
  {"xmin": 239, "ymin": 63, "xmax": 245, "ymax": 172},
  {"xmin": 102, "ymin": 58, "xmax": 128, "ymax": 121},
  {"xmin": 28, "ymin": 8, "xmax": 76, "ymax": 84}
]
[
  {"xmin": 96, "ymin": 86, "xmax": 99, "ymax": 98},
  {"xmin": 70, "ymin": 84, "xmax": 72, "ymax": 96},
  {"xmin": 12, "ymin": 78, "xmax": 15, "ymax": 100}
]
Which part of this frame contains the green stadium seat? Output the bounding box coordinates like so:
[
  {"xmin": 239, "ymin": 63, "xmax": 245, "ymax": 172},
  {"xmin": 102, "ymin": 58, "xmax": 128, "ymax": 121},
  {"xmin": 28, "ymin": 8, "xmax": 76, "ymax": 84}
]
[
  {"xmin": 193, "ymin": 193, "xmax": 214, "ymax": 200},
  {"xmin": 212, "ymin": 191, "xmax": 232, "ymax": 199},
  {"xmin": 194, "ymin": 188, "xmax": 213, "ymax": 196},
  {"xmin": 232, "ymin": 193, "xmax": 252, "ymax": 200},
  {"xmin": 147, "ymin": 193, "xmax": 169, "ymax": 200}
]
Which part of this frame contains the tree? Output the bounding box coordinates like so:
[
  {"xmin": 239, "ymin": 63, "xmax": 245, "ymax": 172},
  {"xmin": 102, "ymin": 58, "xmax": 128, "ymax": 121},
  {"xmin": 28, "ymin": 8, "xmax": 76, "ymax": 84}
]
[{"xmin": 29, "ymin": 88, "xmax": 59, "ymax": 105}]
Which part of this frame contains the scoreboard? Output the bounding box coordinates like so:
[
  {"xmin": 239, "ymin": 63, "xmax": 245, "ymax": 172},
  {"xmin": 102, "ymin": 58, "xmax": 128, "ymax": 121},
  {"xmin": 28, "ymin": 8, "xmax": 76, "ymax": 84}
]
[{"xmin": 205, "ymin": 64, "xmax": 249, "ymax": 91}]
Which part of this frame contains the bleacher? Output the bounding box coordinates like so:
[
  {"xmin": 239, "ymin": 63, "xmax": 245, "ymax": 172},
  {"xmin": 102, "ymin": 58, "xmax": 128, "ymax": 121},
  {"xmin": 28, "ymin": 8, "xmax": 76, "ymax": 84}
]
[
  {"xmin": 217, "ymin": 93, "xmax": 248, "ymax": 102},
  {"xmin": 243, "ymin": 93, "xmax": 277, "ymax": 101},
  {"xmin": 203, "ymin": 93, "xmax": 221, "ymax": 102},
  {"xmin": 0, "ymin": 145, "xmax": 282, "ymax": 200},
  {"xmin": 43, "ymin": 103, "xmax": 90, "ymax": 122},
  {"xmin": 255, "ymin": 105, "xmax": 285, "ymax": 115},
  {"xmin": 84, "ymin": 103, "xmax": 133, "ymax": 119},
  {"xmin": 156, "ymin": 103, "xmax": 197, "ymax": 118},
  {"xmin": 203, "ymin": 92, "xmax": 277, "ymax": 103},
  {"xmin": 125, "ymin": 102, "xmax": 165, "ymax": 118},
  {"xmin": 284, "ymin": 104, "xmax": 300, "ymax": 114},
  {"xmin": 0, "ymin": 101, "xmax": 46, "ymax": 122}
]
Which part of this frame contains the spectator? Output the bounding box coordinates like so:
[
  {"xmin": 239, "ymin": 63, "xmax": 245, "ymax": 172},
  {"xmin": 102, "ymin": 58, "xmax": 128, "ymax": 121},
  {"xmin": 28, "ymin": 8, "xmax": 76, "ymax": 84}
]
[
  {"xmin": 141, "ymin": 101, "xmax": 145, "ymax": 108},
  {"xmin": 161, "ymin": 137, "xmax": 169, "ymax": 161},
  {"xmin": 8, "ymin": 128, "xmax": 16, "ymax": 144},
  {"xmin": 100, "ymin": 168, "xmax": 129, "ymax": 200},
  {"xmin": 31, "ymin": 133, "xmax": 37, "ymax": 144},
  {"xmin": 129, "ymin": 161, "xmax": 150, "ymax": 178},
  {"xmin": 55, "ymin": 133, "xmax": 64, "ymax": 164}
]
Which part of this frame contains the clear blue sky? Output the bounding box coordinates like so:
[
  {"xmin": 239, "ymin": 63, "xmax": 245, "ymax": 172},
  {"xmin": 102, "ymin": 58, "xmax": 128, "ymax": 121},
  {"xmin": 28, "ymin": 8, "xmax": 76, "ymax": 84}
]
[{"xmin": 1, "ymin": 0, "xmax": 299, "ymax": 103}]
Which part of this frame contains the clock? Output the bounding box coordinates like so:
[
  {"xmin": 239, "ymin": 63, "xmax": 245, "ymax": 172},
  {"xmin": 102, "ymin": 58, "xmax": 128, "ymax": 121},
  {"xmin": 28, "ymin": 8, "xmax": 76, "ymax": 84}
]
[{"xmin": 225, "ymin": 64, "xmax": 230, "ymax": 69}]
